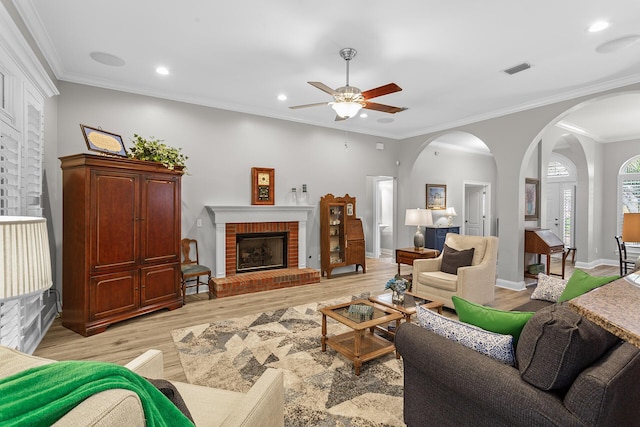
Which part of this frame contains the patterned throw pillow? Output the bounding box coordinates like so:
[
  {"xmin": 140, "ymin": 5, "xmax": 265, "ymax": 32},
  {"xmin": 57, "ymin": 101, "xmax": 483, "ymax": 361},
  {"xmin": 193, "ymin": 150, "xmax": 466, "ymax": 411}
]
[
  {"xmin": 530, "ymin": 273, "xmax": 568, "ymax": 302},
  {"xmin": 416, "ymin": 304, "xmax": 515, "ymax": 366}
]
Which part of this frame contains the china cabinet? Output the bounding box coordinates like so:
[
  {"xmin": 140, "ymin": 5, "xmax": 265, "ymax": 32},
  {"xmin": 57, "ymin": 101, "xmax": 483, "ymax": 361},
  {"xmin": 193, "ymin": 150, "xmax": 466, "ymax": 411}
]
[{"xmin": 320, "ymin": 194, "xmax": 366, "ymax": 278}]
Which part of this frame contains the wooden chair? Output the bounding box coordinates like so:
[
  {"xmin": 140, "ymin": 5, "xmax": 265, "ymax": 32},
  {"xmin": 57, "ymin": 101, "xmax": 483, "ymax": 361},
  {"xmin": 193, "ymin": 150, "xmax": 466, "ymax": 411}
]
[
  {"xmin": 615, "ymin": 236, "xmax": 635, "ymax": 276},
  {"xmin": 180, "ymin": 238, "xmax": 212, "ymax": 304}
]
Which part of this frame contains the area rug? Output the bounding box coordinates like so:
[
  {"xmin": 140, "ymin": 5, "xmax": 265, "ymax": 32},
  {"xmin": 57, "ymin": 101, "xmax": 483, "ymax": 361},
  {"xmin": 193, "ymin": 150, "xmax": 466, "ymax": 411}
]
[{"xmin": 170, "ymin": 296, "xmax": 405, "ymax": 426}]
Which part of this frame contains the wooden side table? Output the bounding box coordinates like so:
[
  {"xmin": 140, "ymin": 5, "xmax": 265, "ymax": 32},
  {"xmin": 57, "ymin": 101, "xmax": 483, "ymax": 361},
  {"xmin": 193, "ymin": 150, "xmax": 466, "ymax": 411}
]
[{"xmin": 395, "ymin": 247, "xmax": 439, "ymax": 275}]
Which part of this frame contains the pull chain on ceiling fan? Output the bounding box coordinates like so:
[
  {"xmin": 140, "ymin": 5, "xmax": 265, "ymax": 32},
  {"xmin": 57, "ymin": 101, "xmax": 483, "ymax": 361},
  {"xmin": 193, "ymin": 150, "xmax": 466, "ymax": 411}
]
[{"xmin": 289, "ymin": 47, "xmax": 407, "ymax": 121}]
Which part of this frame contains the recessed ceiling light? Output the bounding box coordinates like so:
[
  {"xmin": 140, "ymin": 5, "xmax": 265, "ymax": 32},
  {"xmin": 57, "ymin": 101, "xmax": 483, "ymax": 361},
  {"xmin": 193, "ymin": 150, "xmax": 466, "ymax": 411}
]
[
  {"xmin": 277, "ymin": 94, "xmax": 287, "ymax": 101},
  {"xmin": 587, "ymin": 21, "xmax": 610, "ymax": 33},
  {"xmin": 359, "ymin": 112, "xmax": 368, "ymax": 118},
  {"xmin": 156, "ymin": 66, "xmax": 170, "ymax": 75},
  {"xmin": 89, "ymin": 51, "xmax": 125, "ymax": 67}
]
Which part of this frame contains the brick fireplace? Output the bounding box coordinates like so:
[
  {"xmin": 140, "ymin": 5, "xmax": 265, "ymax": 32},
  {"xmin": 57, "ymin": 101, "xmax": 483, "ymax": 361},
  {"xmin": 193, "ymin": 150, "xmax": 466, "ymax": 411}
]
[{"xmin": 206, "ymin": 205, "xmax": 320, "ymax": 297}]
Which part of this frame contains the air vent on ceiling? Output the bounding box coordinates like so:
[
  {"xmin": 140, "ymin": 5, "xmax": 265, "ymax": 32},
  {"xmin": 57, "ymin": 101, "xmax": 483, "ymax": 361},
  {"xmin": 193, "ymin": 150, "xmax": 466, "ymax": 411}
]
[{"xmin": 503, "ymin": 62, "xmax": 531, "ymax": 75}]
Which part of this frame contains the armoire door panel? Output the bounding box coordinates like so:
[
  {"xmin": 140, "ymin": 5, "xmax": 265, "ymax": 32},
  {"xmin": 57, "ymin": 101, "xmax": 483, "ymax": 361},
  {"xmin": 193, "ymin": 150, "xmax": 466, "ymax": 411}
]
[
  {"xmin": 89, "ymin": 270, "xmax": 139, "ymax": 320},
  {"xmin": 141, "ymin": 176, "xmax": 180, "ymax": 264},
  {"xmin": 140, "ymin": 263, "xmax": 180, "ymax": 306},
  {"xmin": 91, "ymin": 171, "xmax": 139, "ymax": 271}
]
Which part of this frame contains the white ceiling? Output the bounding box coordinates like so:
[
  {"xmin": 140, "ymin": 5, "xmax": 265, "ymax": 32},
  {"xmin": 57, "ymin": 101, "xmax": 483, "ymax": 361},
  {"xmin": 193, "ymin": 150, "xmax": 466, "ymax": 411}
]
[{"xmin": 13, "ymin": 1, "xmax": 640, "ymax": 141}]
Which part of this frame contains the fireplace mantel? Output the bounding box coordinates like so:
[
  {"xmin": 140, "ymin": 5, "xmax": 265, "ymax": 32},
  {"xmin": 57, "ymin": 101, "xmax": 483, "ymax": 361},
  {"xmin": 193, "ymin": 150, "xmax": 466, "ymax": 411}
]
[{"xmin": 206, "ymin": 205, "xmax": 314, "ymax": 278}]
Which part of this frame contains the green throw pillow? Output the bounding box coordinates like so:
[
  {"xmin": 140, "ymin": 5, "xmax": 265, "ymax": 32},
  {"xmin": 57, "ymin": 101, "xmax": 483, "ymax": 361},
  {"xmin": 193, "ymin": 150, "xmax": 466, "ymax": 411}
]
[
  {"xmin": 452, "ymin": 296, "xmax": 534, "ymax": 344},
  {"xmin": 557, "ymin": 269, "xmax": 619, "ymax": 302}
]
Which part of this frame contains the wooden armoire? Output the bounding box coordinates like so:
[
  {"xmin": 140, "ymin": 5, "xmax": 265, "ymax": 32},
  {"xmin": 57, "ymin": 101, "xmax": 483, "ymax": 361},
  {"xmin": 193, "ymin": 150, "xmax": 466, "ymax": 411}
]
[
  {"xmin": 60, "ymin": 154, "xmax": 183, "ymax": 336},
  {"xmin": 320, "ymin": 193, "xmax": 366, "ymax": 279}
]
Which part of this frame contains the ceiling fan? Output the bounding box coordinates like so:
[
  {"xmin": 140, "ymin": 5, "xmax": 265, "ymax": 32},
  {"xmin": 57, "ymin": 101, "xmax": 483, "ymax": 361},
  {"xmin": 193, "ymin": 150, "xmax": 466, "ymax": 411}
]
[{"xmin": 289, "ymin": 48, "xmax": 407, "ymax": 121}]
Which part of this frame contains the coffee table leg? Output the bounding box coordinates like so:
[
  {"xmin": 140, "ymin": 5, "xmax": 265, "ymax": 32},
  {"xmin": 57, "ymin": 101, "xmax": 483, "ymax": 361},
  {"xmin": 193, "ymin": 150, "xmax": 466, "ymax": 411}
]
[
  {"xmin": 394, "ymin": 318, "xmax": 401, "ymax": 359},
  {"xmin": 354, "ymin": 329, "xmax": 363, "ymax": 376},
  {"xmin": 321, "ymin": 313, "xmax": 327, "ymax": 352}
]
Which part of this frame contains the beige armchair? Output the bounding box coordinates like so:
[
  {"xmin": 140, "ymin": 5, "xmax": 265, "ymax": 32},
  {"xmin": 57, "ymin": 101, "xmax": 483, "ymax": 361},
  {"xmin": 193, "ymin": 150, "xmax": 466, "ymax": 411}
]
[
  {"xmin": 0, "ymin": 346, "xmax": 284, "ymax": 427},
  {"xmin": 412, "ymin": 233, "xmax": 499, "ymax": 309}
]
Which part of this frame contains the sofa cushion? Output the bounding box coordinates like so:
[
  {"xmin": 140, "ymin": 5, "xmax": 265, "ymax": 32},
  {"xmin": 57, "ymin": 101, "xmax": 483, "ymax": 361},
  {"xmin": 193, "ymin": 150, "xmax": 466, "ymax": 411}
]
[
  {"xmin": 452, "ymin": 296, "xmax": 534, "ymax": 344},
  {"xmin": 444, "ymin": 233, "xmax": 487, "ymax": 266},
  {"xmin": 558, "ymin": 269, "xmax": 619, "ymax": 302},
  {"xmin": 416, "ymin": 304, "xmax": 515, "ymax": 365},
  {"xmin": 440, "ymin": 244, "xmax": 475, "ymax": 275},
  {"xmin": 530, "ymin": 273, "xmax": 567, "ymax": 302},
  {"xmin": 516, "ymin": 303, "xmax": 620, "ymax": 390}
]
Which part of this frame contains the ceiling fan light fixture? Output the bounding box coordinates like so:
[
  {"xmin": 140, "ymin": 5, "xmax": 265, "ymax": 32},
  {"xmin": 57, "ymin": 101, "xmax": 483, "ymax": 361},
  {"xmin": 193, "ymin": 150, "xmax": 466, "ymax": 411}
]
[{"xmin": 331, "ymin": 101, "xmax": 364, "ymax": 119}]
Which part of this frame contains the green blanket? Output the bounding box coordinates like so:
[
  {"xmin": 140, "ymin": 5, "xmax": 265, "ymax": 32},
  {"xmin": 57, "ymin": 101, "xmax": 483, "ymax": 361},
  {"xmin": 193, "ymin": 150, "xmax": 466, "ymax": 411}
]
[{"xmin": 0, "ymin": 360, "xmax": 194, "ymax": 427}]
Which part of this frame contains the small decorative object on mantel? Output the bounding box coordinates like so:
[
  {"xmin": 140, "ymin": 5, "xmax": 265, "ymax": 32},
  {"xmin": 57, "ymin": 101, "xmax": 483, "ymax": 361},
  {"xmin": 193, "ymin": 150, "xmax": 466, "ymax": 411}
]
[
  {"xmin": 251, "ymin": 167, "xmax": 275, "ymax": 205},
  {"xmin": 80, "ymin": 124, "xmax": 127, "ymax": 157},
  {"xmin": 385, "ymin": 274, "xmax": 408, "ymax": 304},
  {"xmin": 128, "ymin": 134, "xmax": 188, "ymax": 171}
]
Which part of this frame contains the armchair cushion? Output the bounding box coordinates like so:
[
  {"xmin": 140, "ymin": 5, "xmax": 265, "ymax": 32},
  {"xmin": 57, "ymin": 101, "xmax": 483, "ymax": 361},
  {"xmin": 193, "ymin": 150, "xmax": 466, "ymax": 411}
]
[
  {"xmin": 452, "ymin": 296, "xmax": 534, "ymax": 344},
  {"xmin": 440, "ymin": 244, "xmax": 474, "ymax": 274},
  {"xmin": 558, "ymin": 269, "xmax": 619, "ymax": 302},
  {"xmin": 416, "ymin": 304, "xmax": 515, "ymax": 366},
  {"xmin": 516, "ymin": 303, "xmax": 620, "ymax": 391}
]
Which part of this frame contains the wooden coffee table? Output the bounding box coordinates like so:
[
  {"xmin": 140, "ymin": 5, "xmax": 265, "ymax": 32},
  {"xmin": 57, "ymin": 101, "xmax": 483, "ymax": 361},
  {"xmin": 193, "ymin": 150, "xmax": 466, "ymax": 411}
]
[
  {"xmin": 369, "ymin": 291, "xmax": 444, "ymax": 323},
  {"xmin": 320, "ymin": 299, "xmax": 403, "ymax": 375}
]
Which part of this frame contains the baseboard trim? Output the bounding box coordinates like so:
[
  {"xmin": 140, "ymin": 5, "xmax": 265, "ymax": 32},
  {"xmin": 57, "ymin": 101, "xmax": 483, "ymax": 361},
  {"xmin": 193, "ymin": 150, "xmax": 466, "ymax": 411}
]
[{"xmin": 496, "ymin": 279, "xmax": 526, "ymax": 291}]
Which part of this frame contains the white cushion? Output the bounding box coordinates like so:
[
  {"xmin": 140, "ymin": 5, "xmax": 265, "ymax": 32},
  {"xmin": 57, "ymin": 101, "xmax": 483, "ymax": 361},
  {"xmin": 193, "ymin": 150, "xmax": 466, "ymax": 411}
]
[
  {"xmin": 530, "ymin": 273, "xmax": 568, "ymax": 302},
  {"xmin": 416, "ymin": 304, "xmax": 515, "ymax": 366}
]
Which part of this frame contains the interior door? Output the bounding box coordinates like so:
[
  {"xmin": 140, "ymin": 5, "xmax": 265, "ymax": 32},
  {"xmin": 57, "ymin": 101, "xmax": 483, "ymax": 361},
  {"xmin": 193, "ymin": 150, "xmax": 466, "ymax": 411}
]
[
  {"xmin": 545, "ymin": 183, "xmax": 562, "ymax": 238},
  {"xmin": 465, "ymin": 185, "xmax": 485, "ymax": 236}
]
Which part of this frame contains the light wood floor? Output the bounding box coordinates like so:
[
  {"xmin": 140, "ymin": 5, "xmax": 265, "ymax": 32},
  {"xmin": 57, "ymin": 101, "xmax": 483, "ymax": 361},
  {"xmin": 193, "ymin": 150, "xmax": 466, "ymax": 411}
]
[{"xmin": 34, "ymin": 257, "xmax": 618, "ymax": 382}]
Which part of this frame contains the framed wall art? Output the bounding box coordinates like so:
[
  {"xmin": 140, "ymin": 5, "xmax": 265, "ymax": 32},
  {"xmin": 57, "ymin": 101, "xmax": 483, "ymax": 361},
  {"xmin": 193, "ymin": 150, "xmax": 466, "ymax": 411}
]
[
  {"xmin": 80, "ymin": 124, "xmax": 127, "ymax": 157},
  {"xmin": 251, "ymin": 167, "xmax": 275, "ymax": 205},
  {"xmin": 426, "ymin": 184, "xmax": 447, "ymax": 210},
  {"xmin": 525, "ymin": 178, "xmax": 539, "ymax": 220}
]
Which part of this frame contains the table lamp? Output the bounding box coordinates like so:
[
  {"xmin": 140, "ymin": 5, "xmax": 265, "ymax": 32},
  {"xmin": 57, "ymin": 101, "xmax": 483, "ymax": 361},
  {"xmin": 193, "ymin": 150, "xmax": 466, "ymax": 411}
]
[
  {"xmin": 622, "ymin": 212, "xmax": 640, "ymax": 271},
  {"xmin": 0, "ymin": 216, "xmax": 53, "ymax": 300},
  {"xmin": 405, "ymin": 208, "xmax": 433, "ymax": 250},
  {"xmin": 445, "ymin": 207, "xmax": 457, "ymax": 226}
]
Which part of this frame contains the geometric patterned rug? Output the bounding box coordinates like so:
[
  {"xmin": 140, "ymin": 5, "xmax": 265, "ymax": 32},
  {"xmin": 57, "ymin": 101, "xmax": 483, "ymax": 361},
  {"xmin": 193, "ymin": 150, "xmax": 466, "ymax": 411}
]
[{"xmin": 170, "ymin": 296, "xmax": 405, "ymax": 426}]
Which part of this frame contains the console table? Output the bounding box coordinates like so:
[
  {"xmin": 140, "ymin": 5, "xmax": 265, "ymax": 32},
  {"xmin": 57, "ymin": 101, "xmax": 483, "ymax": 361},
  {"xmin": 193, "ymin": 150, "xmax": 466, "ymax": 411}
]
[
  {"xmin": 425, "ymin": 226, "xmax": 460, "ymax": 252},
  {"xmin": 396, "ymin": 247, "xmax": 439, "ymax": 275}
]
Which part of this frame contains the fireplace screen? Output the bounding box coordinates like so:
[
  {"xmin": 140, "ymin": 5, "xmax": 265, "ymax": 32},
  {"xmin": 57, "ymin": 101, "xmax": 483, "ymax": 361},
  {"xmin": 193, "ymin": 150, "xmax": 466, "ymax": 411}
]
[{"xmin": 236, "ymin": 232, "xmax": 287, "ymax": 273}]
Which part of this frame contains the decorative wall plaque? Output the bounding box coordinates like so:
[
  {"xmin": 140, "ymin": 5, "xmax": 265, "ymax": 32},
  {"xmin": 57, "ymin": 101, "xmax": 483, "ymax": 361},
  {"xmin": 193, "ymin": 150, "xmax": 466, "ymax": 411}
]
[
  {"xmin": 80, "ymin": 124, "xmax": 127, "ymax": 157},
  {"xmin": 251, "ymin": 167, "xmax": 274, "ymax": 205}
]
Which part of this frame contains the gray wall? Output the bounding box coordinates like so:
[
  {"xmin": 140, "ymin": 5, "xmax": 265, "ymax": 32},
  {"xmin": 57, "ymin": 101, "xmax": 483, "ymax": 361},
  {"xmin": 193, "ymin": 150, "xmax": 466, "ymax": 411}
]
[
  {"xmin": 50, "ymin": 81, "xmax": 401, "ymax": 286},
  {"xmin": 42, "ymin": 81, "xmax": 640, "ymax": 295}
]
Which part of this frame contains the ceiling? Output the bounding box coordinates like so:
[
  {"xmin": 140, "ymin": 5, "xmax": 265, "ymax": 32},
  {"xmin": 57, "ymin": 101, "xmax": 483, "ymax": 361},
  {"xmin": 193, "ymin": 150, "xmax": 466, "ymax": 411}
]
[{"xmin": 13, "ymin": 1, "xmax": 640, "ymax": 141}]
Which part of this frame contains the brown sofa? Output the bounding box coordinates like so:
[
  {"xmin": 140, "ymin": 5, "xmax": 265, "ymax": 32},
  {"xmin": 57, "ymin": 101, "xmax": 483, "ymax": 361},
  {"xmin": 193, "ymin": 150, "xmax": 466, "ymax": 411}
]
[
  {"xmin": 396, "ymin": 303, "xmax": 640, "ymax": 426},
  {"xmin": 0, "ymin": 346, "xmax": 284, "ymax": 426}
]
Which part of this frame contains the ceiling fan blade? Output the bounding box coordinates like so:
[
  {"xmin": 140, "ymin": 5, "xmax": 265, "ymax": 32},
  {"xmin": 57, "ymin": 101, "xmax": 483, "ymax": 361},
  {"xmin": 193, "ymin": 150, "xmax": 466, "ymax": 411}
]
[
  {"xmin": 289, "ymin": 102, "xmax": 330, "ymax": 110},
  {"xmin": 363, "ymin": 101, "xmax": 407, "ymax": 114},
  {"xmin": 361, "ymin": 83, "xmax": 402, "ymax": 100},
  {"xmin": 308, "ymin": 82, "xmax": 338, "ymax": 96}
]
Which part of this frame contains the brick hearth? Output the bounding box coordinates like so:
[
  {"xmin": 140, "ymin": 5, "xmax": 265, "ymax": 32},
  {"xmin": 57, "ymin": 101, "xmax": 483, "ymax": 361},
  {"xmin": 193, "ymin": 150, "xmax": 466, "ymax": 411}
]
[{"xmin": 210, "ymin": 267, "xmax": 320, "ymax": 298}]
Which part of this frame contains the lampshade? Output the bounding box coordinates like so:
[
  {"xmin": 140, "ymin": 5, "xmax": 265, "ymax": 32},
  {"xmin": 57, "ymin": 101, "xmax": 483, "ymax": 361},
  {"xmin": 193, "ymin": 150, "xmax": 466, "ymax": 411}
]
[
  {"xmin": 445, "ymin": 207, "xmax": 457, "ymax": 217},
  {"xmin": 0, "ymin": 216, "xmax": 52, "ymax": 300},
  {"xmin": 405, "ymin": 208, "xmax": 433, "ymax": 226},
  {"xmin": 622, "ymin": 212, "xmax": 640, "ymax": 243},
  {"xmin": 331, "ymin": 101, "xmax": 363, "ymax": 119}
]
